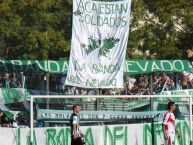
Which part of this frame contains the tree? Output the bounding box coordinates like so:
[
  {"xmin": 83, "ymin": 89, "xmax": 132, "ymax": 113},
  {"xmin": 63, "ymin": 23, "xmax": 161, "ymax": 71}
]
[
  {"xmin": 0, "ymin": 0, "xmax": 192, "ymax": 60},
  {"xmin": 0, "ymin": 0, "xmax": 72, "ymax": 59},
  {"xmin": 127, "ymin": 0, "xmax": 193, "ymax": 59}
]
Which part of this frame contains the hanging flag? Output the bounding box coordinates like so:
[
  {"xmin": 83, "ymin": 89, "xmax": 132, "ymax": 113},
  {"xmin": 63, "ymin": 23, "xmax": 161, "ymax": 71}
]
[{"xmin": 66, "ymin": 0, "xmax": 132, "ymax": 88}]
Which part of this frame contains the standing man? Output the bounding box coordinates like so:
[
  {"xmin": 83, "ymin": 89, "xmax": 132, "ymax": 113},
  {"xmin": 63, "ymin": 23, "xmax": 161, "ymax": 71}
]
[
  {"xmin": 70, "ymin": 104, "xmax": 85, "ymax": 145},
  {"xmin": 162, "ymin": 102, "xmax": 180, "ymax": 145}
]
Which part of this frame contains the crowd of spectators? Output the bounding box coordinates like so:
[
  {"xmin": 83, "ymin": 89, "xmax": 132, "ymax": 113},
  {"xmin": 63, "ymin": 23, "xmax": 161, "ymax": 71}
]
[
  {"xmin": 0, "ymin": 111, "xmax": 29, "ymax": 128},
  {"xmin": 0, "ymin": 74, "xmax": 21, "ymax": 88},
  {"xmin": 1, "ymin": 72, "xmax": 193, "ymax": 96},
  {"xmin": 0, "ymin": 72, "xmax": 193, "ymax": 128},
  {"xmin": 54, "ymin": 72, "xmax": 193, "ymax": 95}
]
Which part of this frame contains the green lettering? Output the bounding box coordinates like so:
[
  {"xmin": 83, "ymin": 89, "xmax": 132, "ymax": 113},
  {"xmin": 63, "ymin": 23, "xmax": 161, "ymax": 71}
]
[
  {"xmin": 104, "ymin": 126, "xmax": 114, "ymax": 145},
  {"xmin": 56, "ymin": 129, "xmax": 65, "ymax": 145},
  {"xmin": 46, "ymin": 128, "xmax": 57, "ymax": 145},
  {"xmin": 85, "ymin": 128, "xmax": 94, "ymax": 145}
]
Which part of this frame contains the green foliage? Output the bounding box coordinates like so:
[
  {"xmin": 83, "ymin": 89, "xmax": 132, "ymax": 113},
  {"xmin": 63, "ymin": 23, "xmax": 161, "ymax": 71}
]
[
  {"xmin": 0, "ymin": 0, "xmax": 192, "ymax": 60},
  {"xmin": 127, "ymin": 0, "xmax": 193, "ymax": 59},
  {"xmin": 0, "ymin": 0, "xmax": 72, "ymax": 59}
]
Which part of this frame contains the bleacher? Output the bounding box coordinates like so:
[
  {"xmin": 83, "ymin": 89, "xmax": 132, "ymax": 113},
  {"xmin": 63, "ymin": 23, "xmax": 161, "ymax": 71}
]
[{"xmin": 36, "ymin": 98, "xmax": 150, "ymax": 112}]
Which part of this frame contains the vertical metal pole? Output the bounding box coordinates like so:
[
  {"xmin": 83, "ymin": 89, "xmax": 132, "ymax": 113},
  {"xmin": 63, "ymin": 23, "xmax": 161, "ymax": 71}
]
[
  {"xmin": 150, "ymin": 74, "xmax": 154, "ymax": 145},
  {"xmin": 6, "ymin": 74, "xmax": 8, "ymax": 88},
  {"xmin": 30, "ymin": 95, "xmax": 34, "ymax": 144},
  {"xmin": 21, "ymin": 73, "xmax": 25, "ymax": 89},
  {"xmin": 96, "ymin": 89, "xmax": 101, "ymax": 110},
  {"xmin": 45, "ymin": 60, "xmax": 50, "ymax": 127},
  {"xmin": 46, "ymin": 60, "xmax": 50, "ymax": 108},
  {"xmin": 190, "ymin": 93, "xmax": 193, "ymax": 145},
  {"xmin": 150, "ymin": 74, "xmax": 154, "ymax": 111},
  {"xmin": 46, "ymin": 72, "xmax": 49, "ymax": 108}
]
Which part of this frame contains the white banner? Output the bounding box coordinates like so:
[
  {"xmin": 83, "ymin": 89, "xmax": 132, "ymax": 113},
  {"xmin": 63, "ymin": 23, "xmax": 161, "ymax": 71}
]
[
  {"xmin": 0, "ymin": 121, "xmax": 190, "ymax": 145},
  {"xmin": 66, "ymin": 0, "xmax": 132, "ymax": 88}
]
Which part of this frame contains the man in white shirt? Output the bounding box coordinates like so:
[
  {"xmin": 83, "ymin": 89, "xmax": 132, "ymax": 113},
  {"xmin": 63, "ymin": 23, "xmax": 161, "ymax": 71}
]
[{"xmin": 162, "ymin": 102, "xmax": 180, "ymax": 145}]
